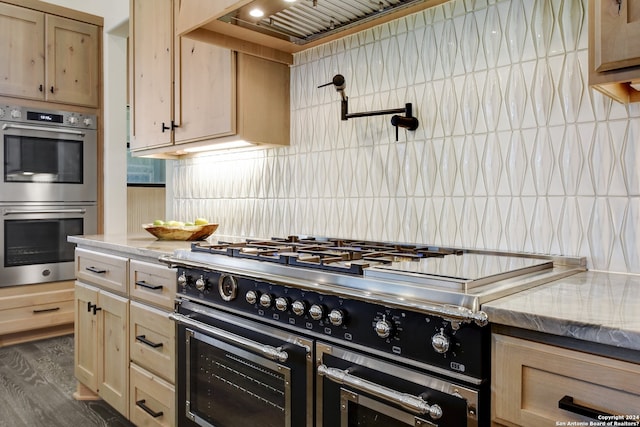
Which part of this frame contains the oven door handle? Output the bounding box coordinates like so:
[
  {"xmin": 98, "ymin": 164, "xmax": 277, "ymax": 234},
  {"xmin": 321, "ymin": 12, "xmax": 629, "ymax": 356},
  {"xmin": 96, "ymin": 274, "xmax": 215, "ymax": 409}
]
[
  {"xmin": 3, "ymin": 208, "xmax": 87, "ymax": 216},
  {"xmin": 169, "ymin": 312, "xmax": 289, "ymax": 363},
  {"xmin": 317, "ymin": 364, "xmax": 443, "ymax": 420},
  {"xmin": 2, "ymin": 123, "xmax": 85, "ymax": 136}
]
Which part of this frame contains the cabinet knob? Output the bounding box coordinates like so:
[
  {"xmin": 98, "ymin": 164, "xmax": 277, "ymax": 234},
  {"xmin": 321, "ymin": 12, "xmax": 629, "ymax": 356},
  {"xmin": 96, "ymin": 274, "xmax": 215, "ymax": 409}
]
[{"xmin": 50, "ymin": 86, "xmax": 55, "ymax": 94}]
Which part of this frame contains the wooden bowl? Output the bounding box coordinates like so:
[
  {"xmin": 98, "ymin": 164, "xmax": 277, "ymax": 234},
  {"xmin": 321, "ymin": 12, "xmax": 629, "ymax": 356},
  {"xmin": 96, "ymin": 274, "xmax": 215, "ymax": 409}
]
[{"xmin": 142, "ymin": 223, "xmax": 219, "ymax": 241}]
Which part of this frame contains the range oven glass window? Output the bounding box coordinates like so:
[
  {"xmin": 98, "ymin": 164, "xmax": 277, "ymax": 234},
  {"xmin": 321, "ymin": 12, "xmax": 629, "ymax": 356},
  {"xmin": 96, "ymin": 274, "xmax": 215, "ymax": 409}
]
[
  {"xmin": 4, "ymin": 218, "xmax": 82, "ymax": 267},
  {"xmin": 342, "ymin": 390, "xmax": 434, "ymax": 427},
  {"xmin": 4, "ymin": 135, "xmax": 83, "ymax": 184},
  {"xmin": 188, "ymin": 330, "xmax": 290, "ymax": 427}
]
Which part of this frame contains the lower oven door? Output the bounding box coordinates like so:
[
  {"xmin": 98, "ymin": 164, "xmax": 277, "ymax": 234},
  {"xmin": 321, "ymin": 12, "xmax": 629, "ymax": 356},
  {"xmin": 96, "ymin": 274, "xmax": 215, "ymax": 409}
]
[
  {"xmin": 171, "ymin": 300, "xmax": 314, "ymax": 427},
  {"xmin": 0, "ymin": 203, "xmax": 97, "ymax": 287},
  {"xmin": 316, "ymin": 342, "xmax": 483, "ymax": 427}
]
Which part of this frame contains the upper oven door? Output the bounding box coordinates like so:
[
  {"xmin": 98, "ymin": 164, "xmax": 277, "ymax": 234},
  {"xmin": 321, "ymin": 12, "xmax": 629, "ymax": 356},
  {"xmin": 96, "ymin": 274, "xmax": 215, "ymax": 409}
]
[
  {"xmin": 316, "ymin": 342, "xmax": 482, "ymax": 427},
  {"xmin": 172, "ymin": 300, "xmax": 314, "ymax": 427},
  {"xmin": 0, "ymin": 120, "xmax": 97, "ymax": 202},
  {"xmin": 0, "ymin": 203, "xmax": 97, "ymax": 287}
]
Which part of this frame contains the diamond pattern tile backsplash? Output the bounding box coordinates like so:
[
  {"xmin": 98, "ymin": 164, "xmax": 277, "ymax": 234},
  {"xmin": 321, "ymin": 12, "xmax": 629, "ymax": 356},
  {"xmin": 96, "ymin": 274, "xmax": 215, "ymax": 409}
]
[{"xmin": 173, "ymin": 0, "xmax": 640, "ymax": 274}]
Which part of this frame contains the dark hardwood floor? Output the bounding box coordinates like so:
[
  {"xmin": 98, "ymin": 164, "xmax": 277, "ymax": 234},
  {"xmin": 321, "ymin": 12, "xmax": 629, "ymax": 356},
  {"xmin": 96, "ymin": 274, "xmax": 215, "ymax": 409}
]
[{"xmin": 0, "ymin": 335, "xmax": 133, "ymax": 427}]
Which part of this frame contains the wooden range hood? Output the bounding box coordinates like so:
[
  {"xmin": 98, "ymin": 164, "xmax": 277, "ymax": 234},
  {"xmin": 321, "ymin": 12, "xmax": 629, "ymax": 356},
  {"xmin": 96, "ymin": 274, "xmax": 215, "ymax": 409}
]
[{"xmin": 178, "ymin": 0, "xmax": 450, "ymax": 65}]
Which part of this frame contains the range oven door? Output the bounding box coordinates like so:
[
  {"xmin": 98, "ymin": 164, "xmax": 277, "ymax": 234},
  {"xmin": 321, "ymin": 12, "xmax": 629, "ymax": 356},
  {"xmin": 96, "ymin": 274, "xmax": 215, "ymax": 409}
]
[
  {"xmin": 171, "ymin": 300, "xmax": 314, "ymax": 427},
  {"xmin": 316, "ymin": 342, "xmax": 483, "ymax": 427},
  {"xmin": 0, "ymin": 203, "xmax": 97, "ymax": 287}
]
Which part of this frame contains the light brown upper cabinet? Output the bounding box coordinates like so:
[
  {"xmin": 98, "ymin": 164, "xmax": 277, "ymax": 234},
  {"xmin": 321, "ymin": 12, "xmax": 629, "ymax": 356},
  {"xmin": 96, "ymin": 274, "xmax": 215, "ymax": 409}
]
[
  {"xmin": 0, "ymin": 2, "xmax": 99, "ymax": 107},
  {"xmin": 129, "ymin": 0, "xmax": 290, "ymax": 157},
  {"xmin": 589, "ymin": 0, "xmax": 640, "ymax": 103}
]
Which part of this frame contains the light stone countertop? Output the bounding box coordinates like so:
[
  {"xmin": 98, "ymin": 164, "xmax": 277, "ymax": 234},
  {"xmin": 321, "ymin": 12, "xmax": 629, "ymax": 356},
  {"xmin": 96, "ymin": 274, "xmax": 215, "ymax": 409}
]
[
  {"xmin": 68, "ymin": 233, "xmax": 194, "ymax": 261},
  {"xmin": 482, "ymin": 270, "xmax": 640, "ymax": 351}
]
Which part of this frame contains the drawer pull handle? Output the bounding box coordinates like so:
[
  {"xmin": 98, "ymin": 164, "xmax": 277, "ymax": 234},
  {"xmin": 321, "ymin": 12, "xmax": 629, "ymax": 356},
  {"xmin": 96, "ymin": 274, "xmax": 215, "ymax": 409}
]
[
  {"xmin": 135, "ymin": 280, "xmax": 163, "ymax": 291},
  {"xmin": 86, "ymin": 266, "xmax": 107, "ymax": 274},
  {"xmin": 136, "ymin": 399, "xmax": 163, "ymax": 418},
  {"xmin": 33, "ymin": 307, "xmax": 60, "ymax": 314},
  {"xmin": 559, "ymin": 395, "xmax": 613, "ymax": 420},
  {"xmin": 136, "ymin": 335, "xmax": 163, "ymax": 348}
]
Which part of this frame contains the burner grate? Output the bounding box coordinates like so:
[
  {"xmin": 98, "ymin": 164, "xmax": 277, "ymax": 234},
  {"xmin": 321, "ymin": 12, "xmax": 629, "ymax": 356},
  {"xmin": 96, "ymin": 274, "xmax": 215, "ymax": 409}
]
[{"xmin": 190, "ymin": 237, "xmax": 463, "ymax": 275}]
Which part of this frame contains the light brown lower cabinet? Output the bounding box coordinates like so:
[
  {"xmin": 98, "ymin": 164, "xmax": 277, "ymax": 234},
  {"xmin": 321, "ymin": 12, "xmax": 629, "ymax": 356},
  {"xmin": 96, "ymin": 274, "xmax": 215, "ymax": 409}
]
[
  {"xmin": 0, "ymin": 281, "xmax": 74, "ymax": 347},
  {"xmin": 74, "ymin": 281, "xmax": 130, "ymax": 417},
  {"xmin": 492, "ymin": 334, "xmax": 640, "ymax": 426},
  {"xmin": 130, "ymin": 363, "xmax": 175, "ymax": 427},
  {"xmin": 74, "ymin": 246, "xmax": 176, "ymax": 426}
]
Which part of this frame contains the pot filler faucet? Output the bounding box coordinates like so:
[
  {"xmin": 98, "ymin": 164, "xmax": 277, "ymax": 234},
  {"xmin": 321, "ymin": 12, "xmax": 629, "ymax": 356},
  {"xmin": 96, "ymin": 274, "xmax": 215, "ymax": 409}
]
[{"xmin": 318, "ymin": 74, "xmax": 419, "ymax": 141}]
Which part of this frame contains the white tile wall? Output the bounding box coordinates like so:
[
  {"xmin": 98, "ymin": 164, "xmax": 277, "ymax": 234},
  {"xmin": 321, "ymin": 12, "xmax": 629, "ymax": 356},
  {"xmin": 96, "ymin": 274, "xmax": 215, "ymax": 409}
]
[{"xmin": 173, "ymin": 0, "xmax": 640, "ymax": 274}]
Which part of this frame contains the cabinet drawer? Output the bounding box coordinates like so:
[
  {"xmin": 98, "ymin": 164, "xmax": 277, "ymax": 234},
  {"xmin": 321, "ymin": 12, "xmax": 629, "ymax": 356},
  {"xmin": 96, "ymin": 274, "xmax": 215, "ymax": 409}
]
[
  {"xmin": 130, "ymin": 260, "xmax": 176, "ymax": 310},
  {"xmin": 492, "ymin": 334, "xmax": 640, "ymax": 426},
  {"xmin": 130, "ymin": 301, "xmax": 175, "ymax": 384},
  {"xmin": 0, "ymin": 299, "xmax": 73, "ymax": 335},
  {"xmin": 75, "ymin": 248, "xmax": 128, "ymax": 294},
  {"xmin": 130, "ymin": 363, "xmax": 175, "ymax": 427}
]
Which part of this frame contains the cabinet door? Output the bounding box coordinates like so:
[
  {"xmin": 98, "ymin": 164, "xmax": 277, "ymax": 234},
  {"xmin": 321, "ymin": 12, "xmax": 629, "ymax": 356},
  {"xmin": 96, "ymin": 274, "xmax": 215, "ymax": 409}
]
[
  {"xmin": 492, "ymin": 334, "xmax": 640, "ymax": 426},
  {"xmin": 174, "ymin": 39, "xmax": 235, "ymax": 143},
  {"xmin": 46, "ymin": 15, "xmax": 99, "ymax": 107},
  {"xmin": 74, "ymin": 282, "xmax": 99, "ymax": 392},
  {"xmin": 594, "ymin": 0, "xmax": 640, "ymax": 71},
  {"xmin": 97, "ymin": 290, "xmax": 129, "ymax": 417},
  {"xmin": 0, "ymin": 3, "xmax": 45, "ymax": 100},
  {"xmin": 130, "ymin": 0, "xmax": 174, "ymax": 151}
]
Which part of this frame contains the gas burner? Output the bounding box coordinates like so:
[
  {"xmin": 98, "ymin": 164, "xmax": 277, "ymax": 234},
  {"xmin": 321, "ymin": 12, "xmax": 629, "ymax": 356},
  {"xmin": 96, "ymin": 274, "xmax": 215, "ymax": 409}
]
[{"xmin": 190, "ymin": 237, "xmax": 464, "ymax": 275}]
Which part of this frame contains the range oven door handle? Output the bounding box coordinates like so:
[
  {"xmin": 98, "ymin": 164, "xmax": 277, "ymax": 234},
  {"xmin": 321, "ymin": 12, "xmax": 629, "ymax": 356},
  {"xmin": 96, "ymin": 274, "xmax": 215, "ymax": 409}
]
[
  {"xmin": 169, "ymin": 312, "xmax": 289, "ymax": 363},
  {"xmin": 317, "ymin": 364, "xmax": 443, "ymax": 420},
  {"xmin": 2, "ymin": 123, "xmax": 86, "ymax": 136}
]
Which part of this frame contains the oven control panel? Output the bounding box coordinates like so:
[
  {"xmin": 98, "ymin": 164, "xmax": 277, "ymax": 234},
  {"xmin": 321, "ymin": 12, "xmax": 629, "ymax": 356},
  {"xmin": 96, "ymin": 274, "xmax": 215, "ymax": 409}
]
[
  {"xmin": 176, "ymin": 267, "xmax": 490, "ymax": 380},
  {"xmin": 0, "ymin": 105, "xmax": 97, "ymax": 129}
]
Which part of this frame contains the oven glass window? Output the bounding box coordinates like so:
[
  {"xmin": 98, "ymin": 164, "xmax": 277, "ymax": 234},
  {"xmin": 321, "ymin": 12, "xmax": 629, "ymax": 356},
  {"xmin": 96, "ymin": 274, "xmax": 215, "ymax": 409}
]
[
  {"xmin": 4, "ymin": 135, "xmax": 83, "ymax": 184},
  {"xmin": 4, "ymin": 218, "xmax": 82, "ymax": 267},
  {"xmin": 342, "ymin": 391, "xmax": 430, "ymax": 427},
  {"xmin": 348, "ymin": 405, "xmax": 407, "ymax": 426},
  {"xmin": 190, "ymin": 337, "xmax": 288, "ymax": 427}
]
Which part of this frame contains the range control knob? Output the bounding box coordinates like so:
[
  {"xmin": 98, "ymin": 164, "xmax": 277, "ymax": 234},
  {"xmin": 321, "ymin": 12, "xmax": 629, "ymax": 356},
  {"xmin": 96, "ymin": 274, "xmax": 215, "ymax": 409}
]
[
  {"xmin": 328, "ymin": 309, "xmax": 345, "ymax": 326},
  {"xmin": 195, "ymin": 276, "xmax": 206, "ymax": 292},
  {"xmin": 10, "ymin": 109, "xmax": 21, "ymax": 119},
  {"xmin": 309, "ymin": 304, "xmax": 324, "ymax": 321},
  {"xmin": 0, "ymin": 108, "xmax": 5, "ymax": 118},
  {"xmin": 259, "ymin": 293, "xmax": 273, "ymax": 308},
  {"xmin": 431, "ymin": 328, "xmax": 450, "ymax": 354},
  {"xmin": 245, "ymin": 290, "xmax": 259, "ymax": 305},
  {"xmin": 374, "ymin": 315, "xmax": 393, "ymax": 339},
  {"xmin": 177, "ymin": 273, "xmax": 187, "ymax": 289},
  {"xmin": 83, "ymin": 117, "xmax": 93, "ymax": 127},
  {"xmin": 292, "ymin": 300, "xmax": 306, "ymax": 316},
  {"xmin": 275, "ymin": 297, "xmax": 289, "ymax": 312},
  {"xmin": 68, "ymin": 116, "xmax": 78, "ymax": 125}
]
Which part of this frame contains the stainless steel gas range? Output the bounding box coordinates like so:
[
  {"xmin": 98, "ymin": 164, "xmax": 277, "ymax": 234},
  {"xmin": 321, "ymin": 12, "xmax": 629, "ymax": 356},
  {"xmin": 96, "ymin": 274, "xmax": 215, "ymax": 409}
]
[{"xmin": 161, "ymin": 236, "xmax": 586, "ymax": 427}]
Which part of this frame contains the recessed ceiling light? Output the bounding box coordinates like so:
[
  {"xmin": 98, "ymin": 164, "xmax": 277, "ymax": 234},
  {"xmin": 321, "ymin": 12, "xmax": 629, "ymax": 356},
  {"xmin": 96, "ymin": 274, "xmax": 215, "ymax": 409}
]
[
  {"xmin": 284, "ymin": 0, "xmax": 297, "ymax": 3},
  {"xmin": 249, "ymin": 8, "xmax": 264, "ymax": 17}
]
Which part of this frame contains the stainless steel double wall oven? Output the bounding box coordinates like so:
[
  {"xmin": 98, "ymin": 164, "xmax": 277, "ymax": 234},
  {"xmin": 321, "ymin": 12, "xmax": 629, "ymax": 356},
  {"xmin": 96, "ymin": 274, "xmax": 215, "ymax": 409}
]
[
  {"xmin": 163, "ymin": 237, "xmax": 584, "ymax": 427},
  {"xmin": 0, "ymin": 104, "xmax": 97, "ymax": 287}
]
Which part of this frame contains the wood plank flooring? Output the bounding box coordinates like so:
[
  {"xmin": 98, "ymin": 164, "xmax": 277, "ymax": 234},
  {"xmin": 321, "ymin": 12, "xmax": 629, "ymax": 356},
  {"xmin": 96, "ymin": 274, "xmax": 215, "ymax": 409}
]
[{"xmin": 0, "ymin": 335, "xmax": 133, "ymax": 427}]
